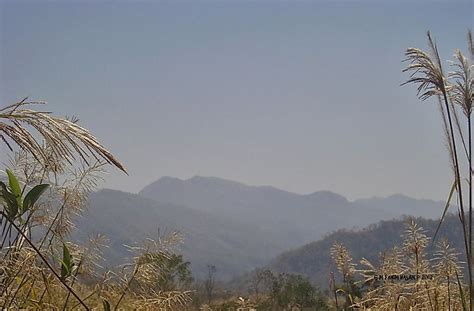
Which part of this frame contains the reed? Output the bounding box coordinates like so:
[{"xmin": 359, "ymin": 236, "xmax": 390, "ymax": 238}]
[
  {"xmin": 403, "ymin": 31, "xmax": 474, "ymax": 309},
  {"xmin": 0, "ymin": 99, "xmax": 191, "ymax": 310}
]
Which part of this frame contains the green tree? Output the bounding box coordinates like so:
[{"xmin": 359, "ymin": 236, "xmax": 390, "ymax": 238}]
[
  {"xmin": 257, "ymin": 271, "xmax": 329, "ymax": 310},
  {"xmin": 156, "ymin": 254, "xmax": 193, "ymax": 291}
]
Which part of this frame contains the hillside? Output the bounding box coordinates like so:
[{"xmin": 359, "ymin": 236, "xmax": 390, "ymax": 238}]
[
  {"xmin": 140, "ymin": 176, "xmax": 445, "ymax": 247},
  {"xmin": 268, "ymin": 213, "xmax": 464, "ymax": 287},
  {"xmin": 74, "ymin": 189, "xmax": 286, "ymax": 280},
  {"xmin": 73, "ymin": 176, "xmax": 448, "ymax": 281}
]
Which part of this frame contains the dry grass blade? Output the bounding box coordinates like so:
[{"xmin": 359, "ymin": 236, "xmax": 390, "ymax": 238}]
[
  {"xmin": 433, "ymin": 179, "xmax": 457, "ymax": 243},
  {"xmin": 0, "ymin": 211, "xmax": 90, "ymax": 310},
  {"xmin": 455, "ymin": 269, "xmax": 468, "ymax": 311}
]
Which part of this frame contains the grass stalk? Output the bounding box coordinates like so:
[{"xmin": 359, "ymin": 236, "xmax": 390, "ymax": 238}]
[
  {"xmin": 442, "ymin": 91, "xmax": 472, "ymax": 308},
  {"xmin": 114, "ymin": 266, "xmax": 139, "ymax": 310},
  {"xmin": 0, "ymin": 211, "xmax": 90, "ymax": 311},
  {"xmin": 469, "ymin": 114, "xmax": 473, "ymax": 307}
]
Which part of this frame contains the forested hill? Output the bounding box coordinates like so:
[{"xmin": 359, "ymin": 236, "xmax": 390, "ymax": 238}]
[
  {"xmin": 74, "ymin": 189, "xmax": 285, "ymax": 280},
  {"xmin": 140, "ymin": 176, "xmax": 444, "ymax": 248},
  {"xmin": 268, "ymin": 214, "xmax": 464, "ymax": 288}
]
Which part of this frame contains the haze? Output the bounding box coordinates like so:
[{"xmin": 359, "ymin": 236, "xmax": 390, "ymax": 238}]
[{"xmin": 1, "ymin": 0, "xmax": 472, "ymax": 201}]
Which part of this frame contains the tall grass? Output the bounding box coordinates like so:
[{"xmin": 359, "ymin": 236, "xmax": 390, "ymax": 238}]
[
  {"xmin": 403, "ymin": 31, "xmax": 474, "ymax": 309},
  {"xmin": 0, "ymin": 99, "xmax": 191, "ymax": 309},
  {"xmin": 331, "ymin": 220, "xmax": 466, "ymax": 310}
]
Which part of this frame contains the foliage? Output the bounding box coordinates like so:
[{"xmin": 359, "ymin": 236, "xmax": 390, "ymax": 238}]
[
  {"xmin": 0, "ymin": 99, "xmax": 191, "ymax": 310},
  {"xmin": 155, "ymin": 253, "xmax": 194, "ymax": 291}
]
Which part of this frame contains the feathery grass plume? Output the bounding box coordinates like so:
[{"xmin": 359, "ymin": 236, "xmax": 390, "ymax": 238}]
[
  {"xmin": 403, "ymin": 31, "xmax": 474, "ymax": 308},
  {"xmin": 402, "ymin": 220, "xmax": 430, "ymax": 275},
  {"xmin": 450, "ymin": 50, "xmax": 473, "ymax": 117},
  {"xmin": 402, "ymin": 32, "xmax": 447, "ymax": 100},
  {"xmin": 345, "ymin": 220, "xmax": 466, "ymax": 310},
  {"xmin": 109, "ymin": 233, "xmax": 191, "ymax": 310},
  {"xmin": 433, "ymin": 239, "xmax": 465, "ymax": 310},
  {"xmin": 330, "ymin": 242, "xmax": 358, "ymax": 309},
  {"xmin": 1, "ymin": 99, "xmax": 131, "ymax": 310},
  {"xmin": 402, "ymin": 32, "xmax": 468, "ymax": 235},
  {"xmin": 330, "ymin": 242, "xmax": 355, "ymax": 284},
  {"xmin": 0, "ymin": 99, "xmax": 126, "ymax": 174},
  {"xmin": 1, "ymin": 98, "xmax": 195, "ymax": 309}
]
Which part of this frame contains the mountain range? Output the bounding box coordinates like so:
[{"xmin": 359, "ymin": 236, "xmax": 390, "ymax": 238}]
[{"xmin": 75, "ymin": 176, "xmax": 447, "ymax": 279}]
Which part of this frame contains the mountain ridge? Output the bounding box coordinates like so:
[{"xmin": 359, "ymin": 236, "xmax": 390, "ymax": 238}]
[
  {"xmin": 139, "ymin": 175, "xmax": 442, "ymax": 204},
  {"xmin": 76, "ymin": 188, "xmax": 286, "ymax": 280},
  {"xmin": 74, "ymin": 176, "xmax": 448, "ymax": 280}
]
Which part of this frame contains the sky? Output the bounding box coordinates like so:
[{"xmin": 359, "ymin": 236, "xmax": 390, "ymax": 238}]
[{"xmin": 0, "ymin": 0, "xmax": 472, "ymax": 201}]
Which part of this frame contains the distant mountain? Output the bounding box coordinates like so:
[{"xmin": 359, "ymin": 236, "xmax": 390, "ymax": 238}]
[
  {"xmin": 74, "ymin": 189, "xmax": 286, "ymax": 280},
  {"xmin": 139, "ymin": 176, "xmax": 443, "ymax": 247},
  {"xmin": 267, "ymin": 214, "xmax": 464, "ymax": 288},
  {"xmin": 353, "ymin": 194, "xmax": 445, "ymax": 219},
  {"xmin": 73, "ymin": 176, "xmax": 448, "ymax": 281}
]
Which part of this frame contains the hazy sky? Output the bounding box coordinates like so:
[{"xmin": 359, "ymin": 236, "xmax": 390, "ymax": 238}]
[{"xmin": 1, "ymin": 0, "xmax": 472, "ymax": 201}]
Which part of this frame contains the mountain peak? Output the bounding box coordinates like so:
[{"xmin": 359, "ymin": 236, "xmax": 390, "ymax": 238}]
[
  {"xmin": 305, "ymin": 190, "xmax": 348, "ymax": 205},
  {"xmin": 387, "ymin": 193, "xmax": 413, "ymax": 200},
  {"xmin": 157, "ymin": 176, "xmax": 185, "ymax": 183},
  {"xmin": 188, "ymin": 175, "xmax": 248, "ymax": 187}
]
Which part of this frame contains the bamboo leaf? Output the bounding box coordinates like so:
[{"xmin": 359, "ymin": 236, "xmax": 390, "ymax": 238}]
[
  {"xmin": 6, "ymin": 169, "xmax": 21, "ymax": 197},
  {"xmin": 22, "ymin": 184, "xmax": 49, "ymax": 214},
  {"xmin": 6, "ymin": 169, "xmax": 22, "ymax": 211},
  {"xmin": 0, "ymin": 181, "xmax": 18, "ymax": 219},
  {"xmin": 60, "ymin": 244, "xmax": 73, "ymax": 280}
]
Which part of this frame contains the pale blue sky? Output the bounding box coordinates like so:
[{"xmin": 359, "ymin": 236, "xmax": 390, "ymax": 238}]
[{"xmin": 1, "ymin": 0, "xmax": 472, "ymax": 200}]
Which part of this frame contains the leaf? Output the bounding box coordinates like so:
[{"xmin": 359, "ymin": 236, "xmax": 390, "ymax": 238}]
[
  {"xmin": 22, "ymin": 184, "xmax": 49, "ymax": 214},
  {"xmin": 60, "ymin": 243, "xmax": 73, "ymax": 280},
  {"xmin": 6, "ymin": 169, "xmax": 21, "ymax": 197},
  {"xmin": 433, "ymin": 179, "xmax": 456, "ymax": 243},
  {"xmin": 6, "ymin": 169, "xmax": 22, "ymax": 211},
  {"xmin": 0, "ymin": 181, "xmax": 19, "ymax": 219},
  {"xmin": 102, "ymin": 299, "xmax": 111, "ymax": 311}
]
